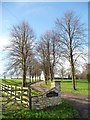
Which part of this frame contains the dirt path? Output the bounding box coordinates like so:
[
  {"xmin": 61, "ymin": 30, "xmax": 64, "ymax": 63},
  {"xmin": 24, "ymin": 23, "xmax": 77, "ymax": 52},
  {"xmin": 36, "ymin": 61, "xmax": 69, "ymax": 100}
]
[
  {"xmin": 61, "ymin": 92, "xmax": 90, "ymax": 119},
  {"xmin": 31, "ymin": 81, "xmax": 49, "ymax": 93}
]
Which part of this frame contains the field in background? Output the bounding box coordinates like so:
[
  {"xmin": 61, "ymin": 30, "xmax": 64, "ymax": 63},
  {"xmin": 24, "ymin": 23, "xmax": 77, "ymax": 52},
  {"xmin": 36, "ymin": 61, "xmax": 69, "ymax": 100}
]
[
  {"xmin": 0, "ymin": 78, "xmax": 40, "ymax": 87},
  {"xmin": 0, "ymin": 78, "xmax": 89, "ymax": 94},
  {"xmin": 0, "ymin": 78, "xmax": 23, "ymax": 86},
  {"xmin": 41, "ymin": 79, "xmax": 89, "ymax": 94},
  {"xmin": 61, "ymin": 80, "xmax": 89, "ymax": 94}
]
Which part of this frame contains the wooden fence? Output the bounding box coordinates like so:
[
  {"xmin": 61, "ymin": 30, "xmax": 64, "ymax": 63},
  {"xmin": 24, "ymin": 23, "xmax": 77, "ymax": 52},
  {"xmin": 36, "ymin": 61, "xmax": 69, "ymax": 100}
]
[{"xmin": 0, "ymin": 83, "xmax": 32, "ymax": 110}]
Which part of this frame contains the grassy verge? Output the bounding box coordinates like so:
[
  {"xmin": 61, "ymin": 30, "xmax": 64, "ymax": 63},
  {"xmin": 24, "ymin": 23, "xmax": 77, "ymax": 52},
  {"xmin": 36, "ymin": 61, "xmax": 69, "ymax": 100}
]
[
  {"xmin": 0, "ymin": 78, "xmax": 24, "ymax": 86},
  {"xmin": 2, "ymin": 99, "xmax": 79, "ymax": 120},
  {"xmin": 41, "ymin": 80, "xmax": 51, "ymax": 89},
  {"xmin": 61, "ymin": 79, "xmax": 89, "ymax": 94},
  {"xmin": 0, "ymin": 78, "xmax": 41, "ymax": 87},
  {"xmin": 41, "ymin": 79, "xmax": 89, "ymax": 94}
]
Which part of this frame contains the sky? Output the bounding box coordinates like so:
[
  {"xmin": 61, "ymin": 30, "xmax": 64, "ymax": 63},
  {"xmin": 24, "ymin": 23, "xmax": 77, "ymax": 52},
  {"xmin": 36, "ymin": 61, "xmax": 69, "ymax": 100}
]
[
  {"xmin": 1, "ymin": 0, "xmax": 89, "ymax": 2},
  {"xmin": 0, "ymin": 1, "xmax": 88, "ymax": 77}
]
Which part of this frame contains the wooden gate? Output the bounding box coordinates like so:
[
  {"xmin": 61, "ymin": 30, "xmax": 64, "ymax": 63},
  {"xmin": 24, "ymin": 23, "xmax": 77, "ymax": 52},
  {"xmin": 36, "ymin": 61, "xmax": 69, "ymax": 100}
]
[{"xmin": 0, "ymin": 83, "xmax": 31, "ymax": 111}]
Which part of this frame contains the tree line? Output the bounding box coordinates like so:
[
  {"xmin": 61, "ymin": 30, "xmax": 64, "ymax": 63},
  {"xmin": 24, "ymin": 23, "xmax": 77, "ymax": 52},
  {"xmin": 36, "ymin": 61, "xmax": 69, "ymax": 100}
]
[{"xmin": 4, "ymin": 11, "xmax": 87, "ymax": 90}]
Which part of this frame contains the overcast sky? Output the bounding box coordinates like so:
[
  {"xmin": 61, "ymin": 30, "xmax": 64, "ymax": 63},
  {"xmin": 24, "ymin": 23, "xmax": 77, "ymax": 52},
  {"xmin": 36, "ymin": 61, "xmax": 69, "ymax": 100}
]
[{"xmin": 0, "ymin": 1, "xmax": 88, "ymax": 77}]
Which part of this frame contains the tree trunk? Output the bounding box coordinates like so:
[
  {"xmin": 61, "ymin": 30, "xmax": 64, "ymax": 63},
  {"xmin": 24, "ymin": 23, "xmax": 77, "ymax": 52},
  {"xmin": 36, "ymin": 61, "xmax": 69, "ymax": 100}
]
[
  {"xmin": 44, "ymin": 72, "xmax": 48, "ymax": 85},
  {"xmin": 71, "ymin": 64, "xmax": 76, "ymax": 90},
  {"xmin": 51, "ymin": 67, "xmax": 54, "ymax": 81},
  {"xmin": 29, "ymin": 75, "xmax": 31, "ymax": 84},
  {"xmin": 39, "ymin": 76, "xmax": 41, "ymax": 80},
  {"xmin": 22, "ymin": 59, "xmax": 26, "ymax": 87},
  {"xmin": 70, "ymin": 56, "xmax": 76, "ymax": 90},
  {"xmin": 35, "ymin": 74, "xmax": 36, "ymax": 82},
  {"xmin": 51, "ymin": 37, "xmax": 55, "ymax": 82},
  {"xmin": 29, "ymin": 68, "xmax": 32, "ymax": 83},
  {"xmin": 45, "ymin": 75, "xmax": 47, "ymax": 85},
  {"xmin": 32, "ymin": 76, "xmax": 33, "ymax": 82},
  {"xmin": 22, "ymin": 68, "xmax": 26, "ymax": 87}
]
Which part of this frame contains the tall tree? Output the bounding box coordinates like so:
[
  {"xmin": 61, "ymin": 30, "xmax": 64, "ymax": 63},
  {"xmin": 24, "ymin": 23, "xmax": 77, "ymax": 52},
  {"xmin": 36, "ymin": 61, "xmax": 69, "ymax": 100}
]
[
  {"xmin": 37, "ymin": 31, "xmax": 60, "ymax": 84},
  {"xmin": 6, "ymin": 21, "xmax": 35, "ymax": 87},
  {"xmin": 55, "ymin": 11, "xmax": 87, "ymax": 90},
  {"xmin": 27, "ymin": 56, "xmax": 42, "ymax": 82},
  {"xmin": 56, "ymin": 63, "xmax": 67, "ymax": 79},
  {"xmin": 80, "ymin": 63, "xmax": 90, "ymax": 80},
  {"xmin": 49, "ymin": 31, "xmax": 60, "ymax": 81},
  {"xmin": 37, "ymin": 37, "xmax": 49, "ymax": 85}
]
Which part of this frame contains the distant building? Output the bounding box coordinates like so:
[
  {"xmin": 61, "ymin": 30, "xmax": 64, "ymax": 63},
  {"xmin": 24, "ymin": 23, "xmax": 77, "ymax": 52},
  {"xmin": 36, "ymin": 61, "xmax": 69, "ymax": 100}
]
[{"xmin": 40, "ymin": 71, "xmax": 45, "ymax": 81}]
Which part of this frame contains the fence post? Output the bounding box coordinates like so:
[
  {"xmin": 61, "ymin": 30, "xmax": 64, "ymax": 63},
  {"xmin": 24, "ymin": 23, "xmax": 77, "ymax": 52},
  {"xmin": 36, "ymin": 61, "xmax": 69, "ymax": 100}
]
[
  {"xmin": 1, "ymin": 84, "xmax": 3, "ymax": 91},
  {"xmin": 21, "ymin": 86, "xmax": 23, "ymax": 103},
  {"xmin": 6, "ymin": 85, "xmax": 8, "ymax": 96},
  {"xmin": 28, "ymin": 84, "xmax": 32, "ymax": 109},
  {"xmin": 15, "ymin": 86, "xmax": 16, "ymax": 101},
  {"xmin": 11, "ymin": 85, "xmax": 12, "ymax": 97},
  {"xmin": 8, "ymin": 85, "xmax": 9, "ymax": 96}
]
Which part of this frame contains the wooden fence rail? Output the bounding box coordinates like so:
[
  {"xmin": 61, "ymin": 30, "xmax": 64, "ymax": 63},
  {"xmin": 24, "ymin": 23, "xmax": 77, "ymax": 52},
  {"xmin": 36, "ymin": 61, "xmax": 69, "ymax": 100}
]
[{"xmin": 0, "ymin": 83, "xmax": 32, "ymax": 110}]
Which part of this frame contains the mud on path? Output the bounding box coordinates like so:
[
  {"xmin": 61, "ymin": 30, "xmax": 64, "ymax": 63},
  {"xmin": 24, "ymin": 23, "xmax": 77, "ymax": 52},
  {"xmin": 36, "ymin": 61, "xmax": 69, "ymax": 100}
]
[{"xmin": 61, "ymin": 92, "xmax": 90, "ymax": 119}]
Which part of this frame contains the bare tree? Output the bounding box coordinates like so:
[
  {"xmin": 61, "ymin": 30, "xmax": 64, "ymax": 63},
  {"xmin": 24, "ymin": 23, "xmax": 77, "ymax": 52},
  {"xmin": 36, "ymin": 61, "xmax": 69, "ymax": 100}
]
[
  {"xmin": 27, "ymin": 52, "xmax": 34, "ymax": 82},
  {"xmin": 3, "ymin": 72, "xmax": 7, "ymax": 79},
  {"xmin": 55, "ymin": 11, "xmax": 87, "ymax": 90},
  {"xmin": 49, "ymin": 31, "xmax": 60, "ymax": 81},
  {"xmin": 32, "ymin": 58, "xmax": 42, "ymax": 81},
  {"xmin": 79, "ymin": 63, "xmax": 90, "ymax": 80},
  {"xmin": 6, "ymin": 63, "xmax": 21, "ymax": 79},
  {"xmin": 56, "ymin": 64, "xmax": 67, "ymax": 79},
  {"xmin": 6, "ymin": 21, "xmax": 35, "ymax": 87},
  {"xmin": 37, "ymin": 30, "xmax": 60, "ymax": 84},
  {"xmin": 37, "ymin": 38, "xmax": 49, "ymax": 85},
  {"xmin": 27, "ymin": 56, "xmax": 42, "ymax": 82}
]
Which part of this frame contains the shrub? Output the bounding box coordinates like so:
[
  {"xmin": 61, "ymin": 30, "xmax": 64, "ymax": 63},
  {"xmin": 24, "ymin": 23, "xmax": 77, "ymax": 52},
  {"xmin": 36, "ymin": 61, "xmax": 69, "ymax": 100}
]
[{"xmin": 87, "ymin": 73, "xmax": 90, "ymax": 82}]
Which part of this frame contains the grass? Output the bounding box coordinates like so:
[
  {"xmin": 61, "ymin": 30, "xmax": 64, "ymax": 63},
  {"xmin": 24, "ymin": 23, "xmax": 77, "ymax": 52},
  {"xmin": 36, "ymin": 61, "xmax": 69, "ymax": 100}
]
[
  {"xmin": 41, "ymin": 80, "xmax": 51, "ymax": 89},
  {"xmin": 0, "ymin": 78, "xmax": 40, "ymax": 86},
  {"xmin": 0, "ymin": 78, "xmax": 89, "ymax": 94},
  {"xmin": 2, "ymin": 99, "xmax": 79, "ymax": 120},
  {"xmin": 41, "ymin": 79, "xmax": 89, "ymax": 94},
  {"xmin": 61, "ymin": 79, "xmax": 89, "ymax": 94},
  {"xmin": 0, "ymin": 78, "xmax": 40, "ymax": 97},
  {"xmin": 0, "ymin": 78, "xmax": 80, "ymax": 119}
]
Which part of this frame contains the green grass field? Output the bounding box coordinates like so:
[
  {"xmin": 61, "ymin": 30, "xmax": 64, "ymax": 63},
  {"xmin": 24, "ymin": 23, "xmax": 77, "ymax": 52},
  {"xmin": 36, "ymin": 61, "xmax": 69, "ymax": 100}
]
[
  {"xmin": 2, "ymin": 99, "xmax": 79, "ymax": 120},
  {"xmin": 0, "ymin": 78, "xmax": 89, "ymax": 94},
  {"xmin": 41, "ymin": 79, "xmax": 89, "ymax": 94},
  {"xmin": 61, "ymin": 79, "xmax": 89, "ymax": 94},
  {"xmin": 0, "ymin": 78, "xmax": 23, "ymax": 86},
  {"xmin": 0, "ymin": 78, "xmax": 40, "ymax": 97},
  {"xmin": 0, "ymin": 78, "xmax": 39, "ymax": 86}
]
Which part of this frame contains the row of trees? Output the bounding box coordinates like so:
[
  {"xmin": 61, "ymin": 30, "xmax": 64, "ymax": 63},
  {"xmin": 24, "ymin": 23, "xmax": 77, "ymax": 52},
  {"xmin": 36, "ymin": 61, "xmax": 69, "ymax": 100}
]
[
  {"xmin": 79, "ymin": 63, "xmax": 90, "ymax": 81},
  {"xmin": 37, "ymin": 31, "xmax": 60, "ymax": 84},
  {"xmin": 4, "ymin": 11, "xmax": 87, "ymax": 90},
  {"xmin": 5, "ymin": 22, "xmax": 42, "ymax": 86}
]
